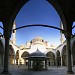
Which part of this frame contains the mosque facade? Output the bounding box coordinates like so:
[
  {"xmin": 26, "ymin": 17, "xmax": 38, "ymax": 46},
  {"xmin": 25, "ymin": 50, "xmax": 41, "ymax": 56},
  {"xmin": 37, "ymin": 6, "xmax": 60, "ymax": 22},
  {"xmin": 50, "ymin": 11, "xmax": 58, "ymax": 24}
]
[
  {"xmin": 10, "ymin": 36, "xmax": 57, "ymax": 66},
  {"xmin": 0, "ymin": 22, "xmax": 69, "ymax": 67}
]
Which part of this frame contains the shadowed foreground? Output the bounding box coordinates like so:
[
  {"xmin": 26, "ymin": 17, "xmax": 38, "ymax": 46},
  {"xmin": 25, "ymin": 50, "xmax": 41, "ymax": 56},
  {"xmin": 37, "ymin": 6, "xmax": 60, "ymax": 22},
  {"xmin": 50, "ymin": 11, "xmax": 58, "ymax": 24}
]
[{"xmin": 0, "ymin": 66, "xmax": 75, "ymax": 75}]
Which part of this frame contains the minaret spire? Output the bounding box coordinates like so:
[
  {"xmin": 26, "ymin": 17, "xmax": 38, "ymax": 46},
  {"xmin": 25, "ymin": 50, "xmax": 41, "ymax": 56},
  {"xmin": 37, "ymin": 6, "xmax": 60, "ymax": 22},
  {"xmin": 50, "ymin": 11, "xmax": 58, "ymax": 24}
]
[
  {"xmin": 60, "ymin": 21, "xmax": 64, "ymax": 44},
  {"xmin": 12, "ymin": 21, "xmax": 16, "ymax": 44}
]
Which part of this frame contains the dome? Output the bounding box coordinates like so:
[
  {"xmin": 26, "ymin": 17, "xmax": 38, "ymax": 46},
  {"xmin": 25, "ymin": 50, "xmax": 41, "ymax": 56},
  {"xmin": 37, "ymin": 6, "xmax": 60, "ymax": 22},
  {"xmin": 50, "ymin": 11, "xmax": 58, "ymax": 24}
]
[
  {"xmin": 35, "ymin": 37, "xmax": 43, "ymax": 40},
  {"xmin": 29, "ymin": 49, "xmax": 46, "ymax": 58}
]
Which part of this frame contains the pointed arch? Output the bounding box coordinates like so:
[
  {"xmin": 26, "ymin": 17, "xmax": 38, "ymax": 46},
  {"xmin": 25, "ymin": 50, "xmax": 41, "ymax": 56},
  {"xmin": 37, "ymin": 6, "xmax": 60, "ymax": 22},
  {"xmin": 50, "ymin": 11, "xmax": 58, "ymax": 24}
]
[
  {"xmin": 62, "ymin": 45, "xmax": 67, "ymax": 66},
  {"xmin": 16, "ymin": 50, "xmax": 19, "ymax": 65},
  {"xmin": 8, "ymin": 0, "xmax": 67, "ymax": 34},
  {"xmin": 21, "ymin": 51, "xmax": 29, "ymax": 65},
  {"xmin": 46, "ymin": 51, "xmax": 55, "ymax": 66},
  {"xmin": 56, "ymin": 50, "xmax": 61, "ymax": 66},
  {"xmin": 21, "ymin": 51, "xmax": 29, "ymax": 58},
  {"xmin": 56, "ymin": 50, "xmax": 60, "ymax": 57}
]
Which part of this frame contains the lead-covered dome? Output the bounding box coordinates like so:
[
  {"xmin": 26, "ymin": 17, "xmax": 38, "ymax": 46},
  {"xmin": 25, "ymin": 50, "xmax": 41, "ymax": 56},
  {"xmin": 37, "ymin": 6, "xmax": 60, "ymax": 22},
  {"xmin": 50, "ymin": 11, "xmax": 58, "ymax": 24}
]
[{"xmin": 29, "ymin": 49, "xmax": 46, "ymax": 57}]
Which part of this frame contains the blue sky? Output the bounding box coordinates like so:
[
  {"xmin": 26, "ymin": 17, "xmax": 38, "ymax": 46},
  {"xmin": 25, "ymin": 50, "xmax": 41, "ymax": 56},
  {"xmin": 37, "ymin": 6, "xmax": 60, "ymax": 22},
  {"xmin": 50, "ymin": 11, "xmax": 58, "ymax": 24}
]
[
  {"xmin": 0, "ymin": 0, "xmax": 70, "ymax": 47},
  {"xmin": 15, "ymin": 0, "xmax": 61, "ymax": 47}
]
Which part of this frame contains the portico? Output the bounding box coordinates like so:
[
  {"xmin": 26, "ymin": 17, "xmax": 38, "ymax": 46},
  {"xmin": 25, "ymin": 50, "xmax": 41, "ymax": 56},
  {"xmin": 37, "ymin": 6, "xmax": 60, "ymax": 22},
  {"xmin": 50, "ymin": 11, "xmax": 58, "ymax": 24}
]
[{"xmin": 0, "ymin": 0, "xmax": 75, "ymax": 74}]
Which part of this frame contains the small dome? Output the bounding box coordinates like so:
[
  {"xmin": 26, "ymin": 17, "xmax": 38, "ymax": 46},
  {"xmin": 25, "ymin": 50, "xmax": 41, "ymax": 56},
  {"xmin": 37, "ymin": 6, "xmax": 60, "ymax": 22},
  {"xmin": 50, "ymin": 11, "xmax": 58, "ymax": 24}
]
[{"xmin": 29, "ymin": 49, "xmax": 46, "ymax": 57}]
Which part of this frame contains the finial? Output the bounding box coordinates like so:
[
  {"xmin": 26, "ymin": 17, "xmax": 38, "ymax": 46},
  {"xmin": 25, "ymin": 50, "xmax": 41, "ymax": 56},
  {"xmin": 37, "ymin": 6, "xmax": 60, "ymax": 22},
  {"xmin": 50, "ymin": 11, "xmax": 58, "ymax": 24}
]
[{"xmin": 37, "ymin": 48, "xmax": 39, "ymax": 51}]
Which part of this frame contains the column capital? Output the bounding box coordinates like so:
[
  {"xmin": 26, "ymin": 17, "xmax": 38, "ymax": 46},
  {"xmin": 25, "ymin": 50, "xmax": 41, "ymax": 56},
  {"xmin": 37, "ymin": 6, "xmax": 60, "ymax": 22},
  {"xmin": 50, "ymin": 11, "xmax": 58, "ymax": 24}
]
[
  {"xmin": 4, "ymin": 29, "xmax": 12, "ymax": 39},
  {"xmin": 3, "ymin": 20, "xmax": 13, "ymax": 39},
  {"xmin": 65, "ymin": 31, "xmax": 72, "ymax": 39}
]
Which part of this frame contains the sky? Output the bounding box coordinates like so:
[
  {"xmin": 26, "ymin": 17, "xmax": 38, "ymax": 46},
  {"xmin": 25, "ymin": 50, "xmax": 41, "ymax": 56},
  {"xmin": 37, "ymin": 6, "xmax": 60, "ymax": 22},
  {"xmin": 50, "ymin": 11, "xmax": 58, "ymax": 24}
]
[
  {"xmin": 0, "ymin": 0, "xmax": 71, "ymax": 47},
  {"xmin": 15, "ymin": 0, "xmax": 61, "ymax": 47}
]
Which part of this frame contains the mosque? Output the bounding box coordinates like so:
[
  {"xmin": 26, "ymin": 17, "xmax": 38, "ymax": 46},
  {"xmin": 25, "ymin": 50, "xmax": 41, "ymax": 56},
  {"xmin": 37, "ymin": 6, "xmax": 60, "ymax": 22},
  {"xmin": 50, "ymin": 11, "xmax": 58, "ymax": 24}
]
[
  {"xmin": 0, "ymin": 21, "xmax": 68, "ymax": 69},
  {"xmin": 0, "ymin": 0, "xmax": 75, "ymax": 73}
]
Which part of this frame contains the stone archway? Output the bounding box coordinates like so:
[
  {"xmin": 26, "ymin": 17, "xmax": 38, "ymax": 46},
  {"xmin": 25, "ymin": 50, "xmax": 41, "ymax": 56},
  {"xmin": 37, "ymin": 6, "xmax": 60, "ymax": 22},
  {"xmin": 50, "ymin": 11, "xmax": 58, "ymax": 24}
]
[
  {"xmin": 0, "ymin": 40, "xmax": 4, "ymax": 66},
  {"xmin": 72, "ymin": 41, "xmax": 75, "ymax": 65},
  {"xmin": 56, "ymin": 50, "xmax": 61, "ymax": 66},
  {"xmin": 21, "ymin": 51, "xmax": 29, "ymax": 65},
  {"xmin": 9, "ymin": 45, "xmax": 15, "ymax": 65},
  {"xmin": 3, "ymin": 0, "xmax": 67, "ymax": 68},
  {"xmin": 0, "ymin": 0, "xmax": 74, "ymax": 74},
  {"xmin": 6, "ymin": 0, "xmax": 67, "ymax": 32},
  {"xmin": 16, "ymin": 50, "xmax": 19, "ymax": 65},
  {"xmin": 46, "ymin": 51, "xmax": 55, "ymax": 66},
  {"xmin": 62, "ymin": 45, "xmax": 67, "ymax": 66}
]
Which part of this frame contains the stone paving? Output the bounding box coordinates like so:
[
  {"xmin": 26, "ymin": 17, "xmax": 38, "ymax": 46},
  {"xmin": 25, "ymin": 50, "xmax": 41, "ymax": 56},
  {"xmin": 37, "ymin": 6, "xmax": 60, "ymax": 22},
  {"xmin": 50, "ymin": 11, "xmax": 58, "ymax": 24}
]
[{"xmin": 0, "ymin": 66, "xmax": 75, "ymax": 75}]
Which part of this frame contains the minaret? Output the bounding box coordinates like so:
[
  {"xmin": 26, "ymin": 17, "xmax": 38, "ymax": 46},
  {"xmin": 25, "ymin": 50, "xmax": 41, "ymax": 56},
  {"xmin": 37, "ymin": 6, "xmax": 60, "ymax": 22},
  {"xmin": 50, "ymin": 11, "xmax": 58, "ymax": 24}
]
[
  {"xmin": 12, "ymin": 21, "xmax": 16, "ymax": 45},
  {"xmin": 60, "ymin": 21, "xmax": 64, "ymax": 44}
]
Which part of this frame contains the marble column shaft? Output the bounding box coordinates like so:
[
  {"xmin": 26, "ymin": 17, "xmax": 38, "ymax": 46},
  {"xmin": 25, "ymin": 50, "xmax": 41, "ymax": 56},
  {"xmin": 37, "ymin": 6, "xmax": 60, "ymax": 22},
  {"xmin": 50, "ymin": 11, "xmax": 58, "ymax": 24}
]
[
  {"xmin": 3, "ymin": 28, "xmax": 11, "ymax": 73},
  {"xmin": 3, "ymin": 37, "xmax": 10, "ymax": 73},
  {"xmin": 66, "ymin": 37, "xmax": 73, "ymax": 73},
  {"xmin": 45, "ymin": 60, "xmax": 47, "ymax": 70},
  {"xmin": 61, "ymin": 56, "xmax": 62, "ymax": 66}
]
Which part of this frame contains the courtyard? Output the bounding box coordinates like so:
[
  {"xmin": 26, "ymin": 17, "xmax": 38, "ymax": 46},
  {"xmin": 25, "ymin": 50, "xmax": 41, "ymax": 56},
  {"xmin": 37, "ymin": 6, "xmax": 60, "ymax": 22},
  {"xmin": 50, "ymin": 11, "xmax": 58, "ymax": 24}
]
[{"xmin": 0, "ymin": 66, "xmax": 75, "ymax": 75}]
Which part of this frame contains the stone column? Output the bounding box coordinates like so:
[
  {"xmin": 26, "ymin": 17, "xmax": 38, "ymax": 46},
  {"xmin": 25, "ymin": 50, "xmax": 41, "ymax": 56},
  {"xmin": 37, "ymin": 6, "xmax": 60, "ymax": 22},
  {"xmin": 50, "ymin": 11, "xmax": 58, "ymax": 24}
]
[
  {"xmin": 28, "ymin": 60, "xmax": 30, "ymax": 70},
  {"xmin": 1, "ymin": 53, "xmax": 4, "ymax": 66},
  {"xmin": 45, "ymin": 60, "xmax": 47, "ymax": 70},
  {"xmin": 66, "ymin": 35, "xmax": 73, "ymax": 74},
  {"xmin": 55, "ymin": 57, "xmax": 57, "ymax": 66},
  {"xmin": 3, "ymin": 36, "xmax": 10, "ymax": 73},
  {"xmin": 31, "ymin": 61, "xmax": 33, "ymax": 69},
  {"xmin": 61, "ymin": 56, "xmax": 62, "ymax": 66},
  {"xmin": 43, "ymin": 61, "xmax": 45, "ymax": 69},
  {"xmin": 71, "ymin": 54, "xmax": 73, "ymax": 67},
  {"xmin": 14, "ymin": 53, "xmax": 16, "ymax": 65},
  {"xmin": 2, "ymin": 29, "xmax": 11, "ymax": 74}
]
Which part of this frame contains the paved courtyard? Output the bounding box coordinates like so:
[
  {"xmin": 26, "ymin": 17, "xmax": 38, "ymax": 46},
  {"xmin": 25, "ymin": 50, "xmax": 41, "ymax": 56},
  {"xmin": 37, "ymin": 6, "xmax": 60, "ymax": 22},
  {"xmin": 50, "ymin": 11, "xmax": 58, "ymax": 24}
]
[{"xmin": 0, "ymin": 66, "xmax": 75, "ymax": 75}]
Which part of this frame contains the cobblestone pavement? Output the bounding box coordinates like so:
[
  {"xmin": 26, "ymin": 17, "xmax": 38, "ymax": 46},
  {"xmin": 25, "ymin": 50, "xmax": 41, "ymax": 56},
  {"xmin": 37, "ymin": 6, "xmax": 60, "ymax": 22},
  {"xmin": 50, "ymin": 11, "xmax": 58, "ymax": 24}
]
[{"xmin": 0, "ymin": 66, "xmax": 75, "ymax": 75}]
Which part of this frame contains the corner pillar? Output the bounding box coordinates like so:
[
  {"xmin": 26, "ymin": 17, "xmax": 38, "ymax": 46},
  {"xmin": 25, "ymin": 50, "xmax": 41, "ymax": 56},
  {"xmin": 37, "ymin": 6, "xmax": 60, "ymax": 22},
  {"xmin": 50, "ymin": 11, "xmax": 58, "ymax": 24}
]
[
  {"xmin": 66, "ymin": 32, "xmax": 73, "ymax": 74},
  {"xmin": 3, "ymin": 29, "xmax": 11, "ymax": 74}
]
